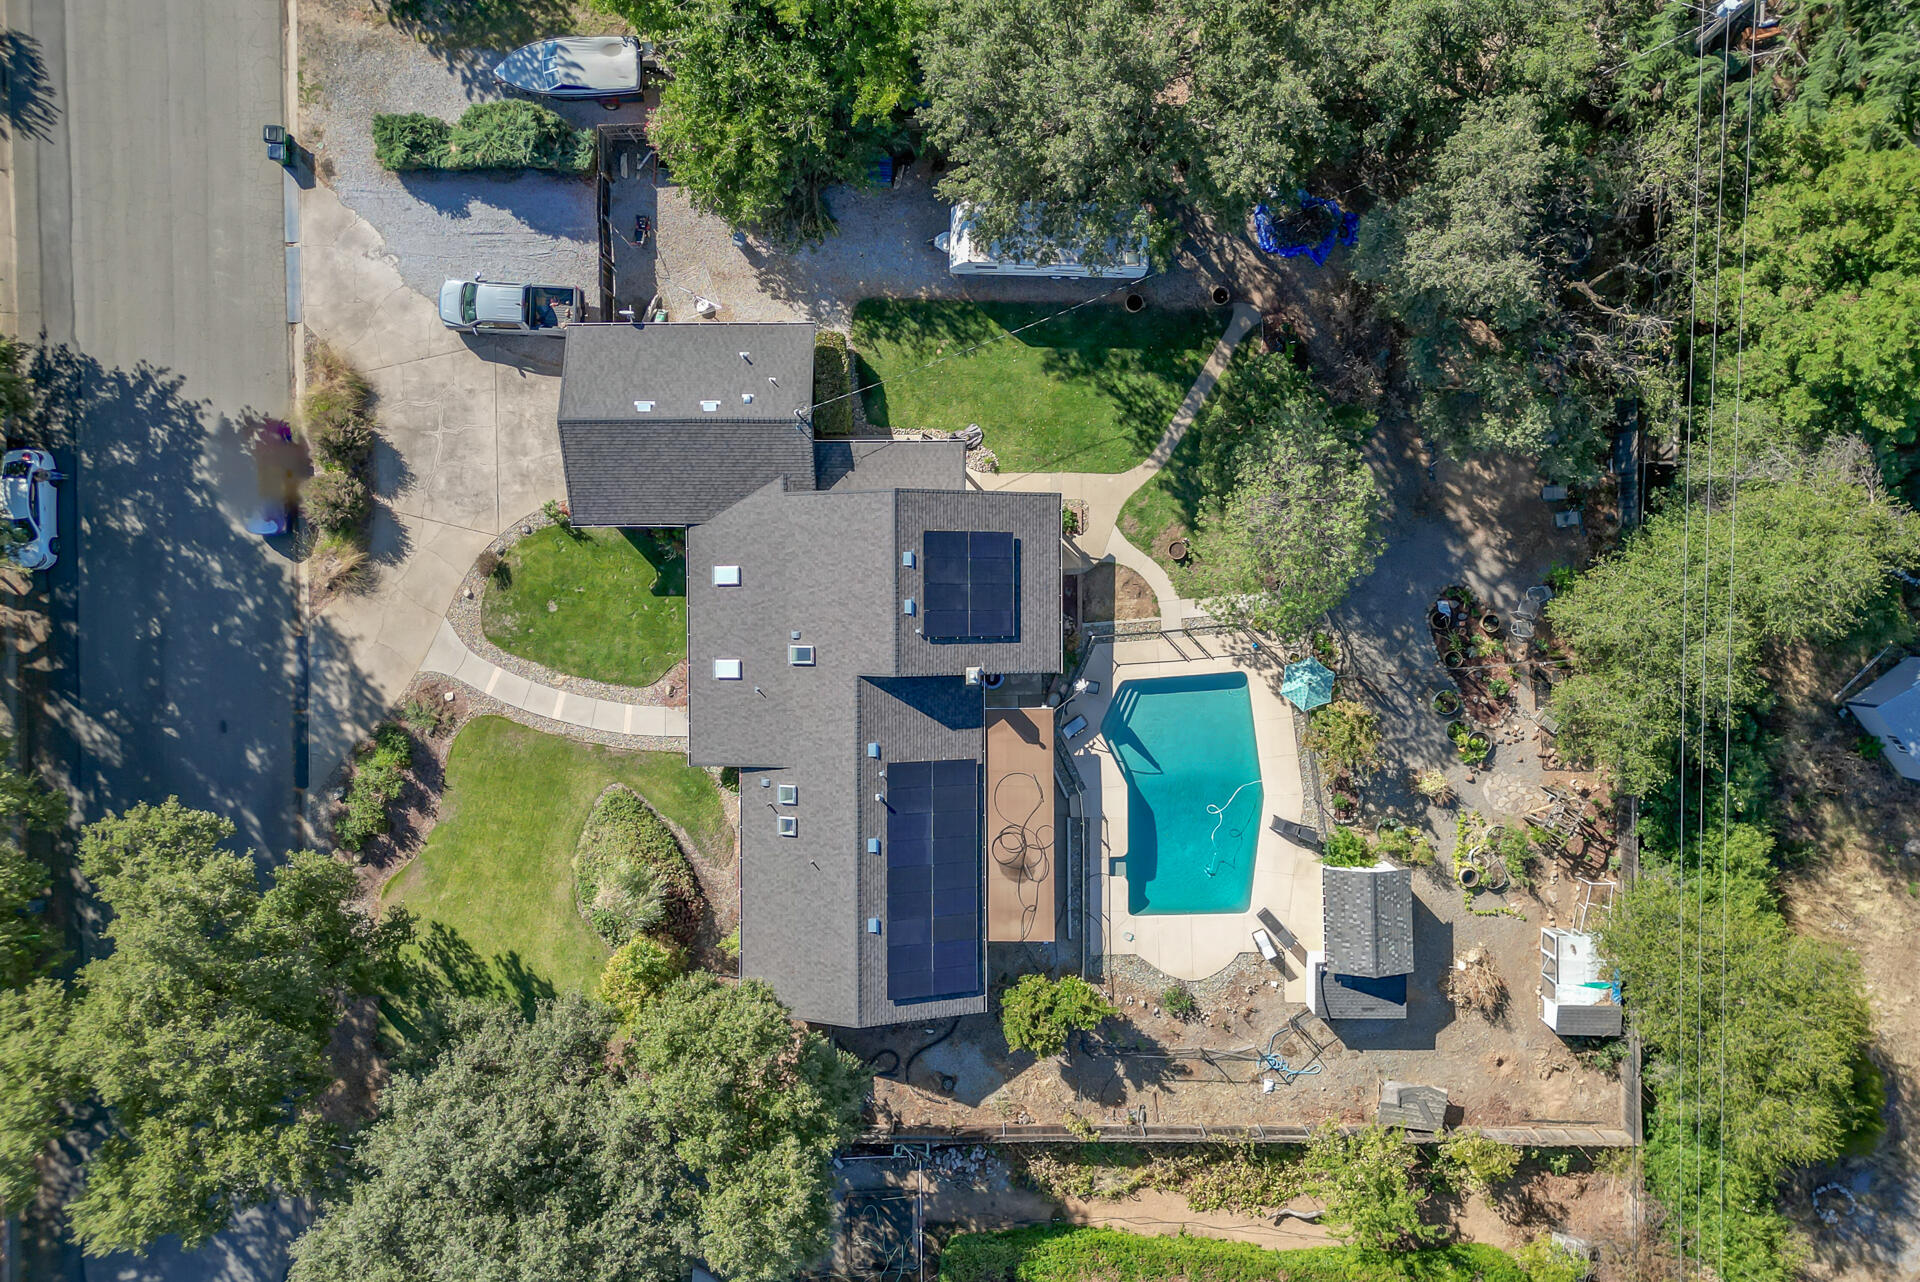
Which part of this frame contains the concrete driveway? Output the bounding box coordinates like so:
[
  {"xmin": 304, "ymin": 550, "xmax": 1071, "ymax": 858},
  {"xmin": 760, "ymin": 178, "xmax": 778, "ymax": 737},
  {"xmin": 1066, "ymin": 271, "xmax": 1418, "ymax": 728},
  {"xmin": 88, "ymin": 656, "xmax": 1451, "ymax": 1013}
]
[{"xmin": 300, "ymin": 183, "xmax": 566, "ymax": 793}]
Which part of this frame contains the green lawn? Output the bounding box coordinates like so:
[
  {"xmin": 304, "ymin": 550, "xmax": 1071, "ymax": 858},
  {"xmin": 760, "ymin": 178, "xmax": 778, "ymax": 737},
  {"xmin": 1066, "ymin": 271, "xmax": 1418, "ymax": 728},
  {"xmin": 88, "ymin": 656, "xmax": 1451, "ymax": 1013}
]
[
  {"xmin": 482, "ymin": 526, "xmax": 686, "ymax": 688},
  {"xmin": 939, "ymin": 1227, "xmax": 1532, "ymax": 1282},
  {"xmin": 851, "ymin": 299, "xmax": 1227, "ymax": 473},
  {"xmin": 381, "ymin": 717, "xmax": 730, "ymax": 1005}
]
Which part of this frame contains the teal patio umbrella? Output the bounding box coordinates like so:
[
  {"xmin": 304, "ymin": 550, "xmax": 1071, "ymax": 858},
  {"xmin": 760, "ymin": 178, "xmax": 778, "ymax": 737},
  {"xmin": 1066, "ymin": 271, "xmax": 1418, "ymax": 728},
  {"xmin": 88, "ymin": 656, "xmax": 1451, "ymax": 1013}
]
[{"xmin": 1281, "ymin": 656, "xmax": 1335, "ymax": 711}]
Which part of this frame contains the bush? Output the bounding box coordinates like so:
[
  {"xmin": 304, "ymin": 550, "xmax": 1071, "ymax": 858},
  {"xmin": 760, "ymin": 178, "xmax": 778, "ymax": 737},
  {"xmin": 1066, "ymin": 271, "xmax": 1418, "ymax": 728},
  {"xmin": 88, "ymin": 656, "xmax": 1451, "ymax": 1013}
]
[
  {"xmin": 1370, "ymin": 824, "xmax": 1434, "ymax": 867},
  {"xmin": 304, "ymin": 470, "xmax": 371, "ymax": 534},
  {"xmin": 399, "ymin": 696, "xmax": 450, "ymax": 739},
  {"xmin": 1411, "ymin": 768, "xmax": 1453, "ymax": 804},
  {"xmin": 938, "ymin": 1227, "xmax": 1533, "ymax": 1282},
  {"xmin": 373, "ymin": 102, "xmax": 593, "ymax": 175},
  {"xmin": 812, "ymin": 330, "xmax": 855, "ymax": 437},
  {"xmin": 1435, "ymin": 1129, "xmax": 1520, "ymax": 1196},
  {"xmin": 1321, "ymin": 827, "xmax": 1372, "ymax": 867},
  {"xmin": 573, "ymin": 786, "xmax": 700, "ymax": 947},
  {"xmin": 1000, "ymin": 974, "xmax": 1116, "ymax": 1058},
  {"xmin": 1305, "ymin": 700, "xmax": 1381, "ymax": 782},
  {"xmin": 371, "ymin": 112, "xmax": 451, "ymax": 170},
  {"xmin": 334, "ymin": 723, "xmax": 413, "ymax": 850},
  {"xmin": 308, "ymin": 410, "xmax": 376, "ymax": 474},
  {"xmin": 599, "ymin": 936, "xmax": 685, "ymax": 1024},
  {"xmin": 1160, "ymin": 984, "xmax": 1197, "ymax": 1019}
]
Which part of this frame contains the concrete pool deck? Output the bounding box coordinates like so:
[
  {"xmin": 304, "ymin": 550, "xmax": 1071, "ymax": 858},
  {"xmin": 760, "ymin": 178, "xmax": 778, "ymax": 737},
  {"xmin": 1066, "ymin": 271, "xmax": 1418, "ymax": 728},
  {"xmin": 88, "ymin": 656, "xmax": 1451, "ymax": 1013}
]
[{"xmin": 1063, "ymin": 631, "xmax": 1322, "ymax": 988}]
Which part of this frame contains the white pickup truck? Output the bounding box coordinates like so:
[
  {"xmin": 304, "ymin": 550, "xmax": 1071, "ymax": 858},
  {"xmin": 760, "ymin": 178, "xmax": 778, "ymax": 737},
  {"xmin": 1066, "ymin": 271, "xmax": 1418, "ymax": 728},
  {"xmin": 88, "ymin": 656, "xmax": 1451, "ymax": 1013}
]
[{"xmin": 438, "ymin": 277, "xmax": 583, "ymax": 335}]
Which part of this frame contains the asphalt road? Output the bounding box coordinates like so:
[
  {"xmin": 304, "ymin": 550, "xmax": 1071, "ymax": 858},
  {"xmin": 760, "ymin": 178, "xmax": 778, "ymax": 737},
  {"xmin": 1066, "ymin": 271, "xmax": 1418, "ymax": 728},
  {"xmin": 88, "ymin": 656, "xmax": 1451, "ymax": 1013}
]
[
  {"xmin": 6, "ymin": 0, "xmax": 303, "ymax": 1277},
  {"xmin": 10, "ymin": 0, "xmax": 297, "ymax": 862}
]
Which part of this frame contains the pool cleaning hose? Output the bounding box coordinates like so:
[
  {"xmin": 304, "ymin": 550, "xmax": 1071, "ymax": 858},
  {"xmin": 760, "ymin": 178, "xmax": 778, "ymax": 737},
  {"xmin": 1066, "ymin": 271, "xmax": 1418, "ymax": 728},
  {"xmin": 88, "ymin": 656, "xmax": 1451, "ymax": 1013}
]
[{"xmin": 1204, "ymin": 780, "xmax": 1261, "ymax": 877}]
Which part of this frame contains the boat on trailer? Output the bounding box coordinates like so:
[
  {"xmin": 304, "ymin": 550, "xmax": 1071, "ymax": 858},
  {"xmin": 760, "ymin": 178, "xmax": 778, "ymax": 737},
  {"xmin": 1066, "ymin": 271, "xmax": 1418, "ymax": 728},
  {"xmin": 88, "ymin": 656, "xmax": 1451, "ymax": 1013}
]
[{"xmin": 492, "ymin": 36, "xmax": 645, "ymax": 101}]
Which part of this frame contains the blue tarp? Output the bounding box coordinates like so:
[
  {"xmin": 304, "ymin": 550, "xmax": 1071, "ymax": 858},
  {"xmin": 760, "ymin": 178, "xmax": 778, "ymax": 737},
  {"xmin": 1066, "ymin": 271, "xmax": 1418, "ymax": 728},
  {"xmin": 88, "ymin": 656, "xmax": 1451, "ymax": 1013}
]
[{"xmin": 1253, "ymin": 191, "xmax": 1360, "ymax": 266}]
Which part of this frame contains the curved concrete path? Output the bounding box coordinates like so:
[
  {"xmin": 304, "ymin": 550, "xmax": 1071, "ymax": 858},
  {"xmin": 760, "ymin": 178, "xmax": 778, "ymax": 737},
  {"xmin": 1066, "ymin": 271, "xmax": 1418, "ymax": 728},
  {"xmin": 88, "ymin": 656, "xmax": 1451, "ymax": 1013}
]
[
  {"xmin": 978, "ymin": 303, "xmax": 1260, "ymax": 623},
  {"xmin": 420, "ymin": 620, "xmax": 688, "ymax": 737}
]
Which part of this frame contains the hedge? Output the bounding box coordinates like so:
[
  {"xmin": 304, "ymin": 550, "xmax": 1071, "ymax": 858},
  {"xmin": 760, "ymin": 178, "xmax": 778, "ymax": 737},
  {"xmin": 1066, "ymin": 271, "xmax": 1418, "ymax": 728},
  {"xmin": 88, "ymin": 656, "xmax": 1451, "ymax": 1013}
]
[
  {"xmin": 335, "ymin": 724, "xmax": 413, "ymax": 851},
  {"xmin": 938, "ymin": 1227, "xmax": 1533, "ymax": 1282},
  {"xmin": 573, "ymin": 786, "xmax": 702, "ymax": 946},
  {"xmin": 813, "ymin": 330, "xmax": 855, "ymax": 437},
  {"xmin": 372, "ymin": 101, "xmax": 595, "ymax": 175}
]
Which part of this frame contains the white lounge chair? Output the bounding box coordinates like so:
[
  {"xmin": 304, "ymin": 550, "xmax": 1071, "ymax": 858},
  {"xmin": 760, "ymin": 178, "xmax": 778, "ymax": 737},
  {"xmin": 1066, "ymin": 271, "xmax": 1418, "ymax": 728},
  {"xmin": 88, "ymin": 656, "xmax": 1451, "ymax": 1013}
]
[{"xmin": 1252, "ymin": 927, "xmax": 1280, "ymax": 962}]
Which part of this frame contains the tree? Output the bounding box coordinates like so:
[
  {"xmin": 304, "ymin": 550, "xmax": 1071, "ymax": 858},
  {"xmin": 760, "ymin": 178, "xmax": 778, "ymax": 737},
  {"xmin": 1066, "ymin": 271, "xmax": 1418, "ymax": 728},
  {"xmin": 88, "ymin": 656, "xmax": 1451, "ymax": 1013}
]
[
  {"xmin": 627, "ymin": 975, "xmax": 868, "ymax": 1282},
  {"xmin": 1738, "ymin": 139, "xmax": 1920, "ymax": 489},
  {"xmin": 289, "ymin": 995, "xmax": 691, "ymax": 1282},
  {"xmin": 61, "ymin": 800, "xmax": 410, "ymax": 1254},
  {"xmin": 600, "ymin": 0, "xmax": 922, "ymax": 239},
  {"xmin": 1305, "ymin": 700, "xmax": 1382, "ymax": 782},
  {"xmin": 1300, "ymin": 1123, "xmax": 1440, "ymax": 1260},
  {"xmin": 0, "ymin": 979, "xmax": 72, "ymax": 1215},
  {"xmin": 1186, "ymin": 354, "xmax": 1383, "ymax": 634},
  {"xmin": 1545, "ymin": 460, "xmax": 1920, "ymax": 793},
  {"xmin": 0, "ymin": 739, "xmax": 67, "ymax": 987},
  {"xmin": 999, "ymin": 974, "xmax": 1116, "ymax": 1059},
  {"xmin": 1433, "ymin": 1128, "xmax": 1519, "ymax": 1197},
  {"xmin": 1597, "ymin": 831, "xmax": 1870, "ymax": 1177}
]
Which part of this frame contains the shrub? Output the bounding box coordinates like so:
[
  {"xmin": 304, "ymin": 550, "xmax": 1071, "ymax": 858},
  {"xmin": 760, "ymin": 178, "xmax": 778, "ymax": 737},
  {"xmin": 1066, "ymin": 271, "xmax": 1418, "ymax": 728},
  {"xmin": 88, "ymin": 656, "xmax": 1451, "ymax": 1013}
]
[
  {"xmin": 371, "ymin": 112, "xmax": 451, "ymax": 170},
  {"xmin": 1435, "ymin": 1129, "xmax": 1520, "ymax": 1196},
  {"xmin": 1000, "ymin": 974, "xmax": 1116, "ymax": 1058},
  {"xmin": 1370, "ymin": 824, "xmax": 1434, "ymax": 867},
  {"xmin": 308, "ymin": 409, "xmax": 376, "ymax": 474},
  {"xmin": 310, "ymin": 531, "xmax": 369, "ymax": 596},
  {"xmin": 333, "ymin": 723, "xmax": 413, "ymax": 850},
  {"xmin": 1513, "ymin": 1236, "xmax": 1588, "ymax": 1282},
  {"xmin": 1306, "ymin": 700, "xmax": 1381, "ymax": 782},
  {"xmin": 304, "ymin": 471, "xmax": 371, "ymax": 534},
  {"xmin": 1061, "ymin": 505, "xmax": 1080, "ymax": 536},
  {"xmin": 1160, "ymin": 984, "xmax": 1197, "ymax": 1019},
  {"xmin": 812, "ymin": 330, "xmax": 855, "ymax": 437},
  {"xmin": 573, "ymin": 786, "xmax": 700, "ymax": 946},
  {"xmin": 719, "ymin": 927, "xmax": 740, "ymax": 965},
  {"xmin": 1487, "ymin": 676, "xmax": 1511, "ymax": 698},
  {"xmin": 399, "ymin": 696, "xmax": 450, "ymax": 738},
  {"xmin": 1321, "ymin": 826, "xmax": 1373, "ymax": 867},
  {"xmin": 599, "ymin": 936, "xmax": 685, "ymax": 1024},
  {"xmin": 1411, "ymin": 768, "xmax": 1453, "ymax": 805},
  {"xmin": 542, "ymin": 497, "xmax": 575, "ymax": 536}
]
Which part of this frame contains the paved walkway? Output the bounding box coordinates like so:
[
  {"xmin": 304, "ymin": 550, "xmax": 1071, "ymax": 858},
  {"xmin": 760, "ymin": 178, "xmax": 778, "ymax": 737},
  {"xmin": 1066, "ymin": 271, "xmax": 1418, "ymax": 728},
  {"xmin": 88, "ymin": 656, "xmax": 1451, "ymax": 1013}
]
[
  {"xmin": 978, "ymin": 303, "xmax": 1260, "ymax": 621},
  {"xmin": 420, "ymin": 622, "xmax": 688, "ymax": 737}
]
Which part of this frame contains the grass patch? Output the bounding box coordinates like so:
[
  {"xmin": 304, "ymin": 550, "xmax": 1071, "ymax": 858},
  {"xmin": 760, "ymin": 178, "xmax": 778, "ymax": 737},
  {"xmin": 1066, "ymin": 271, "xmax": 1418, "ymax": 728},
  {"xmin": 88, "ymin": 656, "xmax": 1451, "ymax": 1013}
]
[
  {"xmin": 813, "ymin": 330, "xmax": 855, "ymax": 437},
  {"xmin": 851, "ymin": 299, "xmax": 1225, "ymax": 472},
  {"xmin": 939, "ymin": 1227, "xmax": 1530, "ymax": 1282},
  {"xmin": 482, "ymin": 527, "xmax": 686, "ymax": 687},
  {"xmin": 382, "ymin": 716, "xmax": 729, "ymax": 1004}
]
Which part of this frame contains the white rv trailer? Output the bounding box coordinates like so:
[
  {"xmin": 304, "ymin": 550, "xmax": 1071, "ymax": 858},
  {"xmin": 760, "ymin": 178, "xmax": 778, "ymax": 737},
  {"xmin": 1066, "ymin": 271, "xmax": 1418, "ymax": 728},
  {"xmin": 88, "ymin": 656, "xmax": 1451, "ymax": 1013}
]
[{"xmin": 934, "ymin": 204, "xmax": 1150, "ymax": 279}]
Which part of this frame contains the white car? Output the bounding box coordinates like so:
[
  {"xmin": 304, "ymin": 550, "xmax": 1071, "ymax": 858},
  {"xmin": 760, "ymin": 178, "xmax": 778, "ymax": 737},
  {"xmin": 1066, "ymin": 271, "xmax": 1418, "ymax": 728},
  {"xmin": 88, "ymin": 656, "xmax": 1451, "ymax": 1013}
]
[{"xmin": 2, "ymin": 448, "xmax": 61, "ymax": 570}]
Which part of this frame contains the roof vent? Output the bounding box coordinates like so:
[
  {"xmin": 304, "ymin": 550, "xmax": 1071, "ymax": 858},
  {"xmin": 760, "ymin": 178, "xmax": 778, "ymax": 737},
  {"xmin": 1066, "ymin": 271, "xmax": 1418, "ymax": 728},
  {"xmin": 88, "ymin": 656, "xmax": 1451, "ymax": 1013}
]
[
  {"xmin": 903, "ymin": 597, "xmax": 916, "ymax": 616},
  {"xmin": 633, "ymin": 400, "xmax": 654, "ymax": 412},
  {"xmin": 902, "ymin": 550, "xmax": 916, "ymax": 568},
  {"xmin": 742, "ymin": 393, "xmax": 754, "ymax": 405},
  {"xmin": 778, "ymin": 816, "xmax": 798, "ymax": 837},
  {"xmin": 700, "ymin": 400, "xmax": 721, "ymax": 413},
  {"xmin": 867, "ymin": 838, "xmax": 881, "ymax": 854},
  {"xmin": 867, "ymin": 742, "xmax": 881, "ymax": 758},
  {"xmin": 867, "ymin": 918, "xmax": 882, "ymax": 934},
  {"xmin": 739, "ymin": 351, "xmax": 752, "ymax": 362}
]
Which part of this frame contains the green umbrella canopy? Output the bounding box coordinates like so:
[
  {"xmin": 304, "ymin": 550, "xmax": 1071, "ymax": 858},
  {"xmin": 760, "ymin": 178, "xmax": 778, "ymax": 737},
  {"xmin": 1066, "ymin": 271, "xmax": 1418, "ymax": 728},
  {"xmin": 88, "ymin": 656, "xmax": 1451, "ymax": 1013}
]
[{"xmin": 1281, "ymin": 656, "xmax": 1335, "ymax": 711}]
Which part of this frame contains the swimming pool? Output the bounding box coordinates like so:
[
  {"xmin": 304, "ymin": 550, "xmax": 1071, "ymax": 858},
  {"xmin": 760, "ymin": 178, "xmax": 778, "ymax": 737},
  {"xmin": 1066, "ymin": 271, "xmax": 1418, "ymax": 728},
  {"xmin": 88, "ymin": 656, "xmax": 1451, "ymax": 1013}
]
[{"xmin": 1100, "ymin": 671, "xmax": 1264, "ymax": 915}]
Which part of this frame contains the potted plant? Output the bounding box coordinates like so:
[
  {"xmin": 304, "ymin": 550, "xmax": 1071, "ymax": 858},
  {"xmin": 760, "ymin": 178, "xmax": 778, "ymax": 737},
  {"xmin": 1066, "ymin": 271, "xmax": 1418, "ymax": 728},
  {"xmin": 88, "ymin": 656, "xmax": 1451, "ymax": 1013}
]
[
  {"xmin": 1480, "ymin": 612, "xmax": 1502, "ymax": 636},
  {"xmin": 1431, "ymin": 689, "xmax": 1461, "ymax": 716}
]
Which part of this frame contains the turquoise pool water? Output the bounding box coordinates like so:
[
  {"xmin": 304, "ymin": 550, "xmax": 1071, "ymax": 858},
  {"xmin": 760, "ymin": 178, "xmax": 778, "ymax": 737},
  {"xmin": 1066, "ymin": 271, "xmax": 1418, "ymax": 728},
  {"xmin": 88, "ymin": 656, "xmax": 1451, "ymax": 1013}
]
[{"xmin": 1100, "ymin": 672, "xmax": 1263, "ymax": 915}]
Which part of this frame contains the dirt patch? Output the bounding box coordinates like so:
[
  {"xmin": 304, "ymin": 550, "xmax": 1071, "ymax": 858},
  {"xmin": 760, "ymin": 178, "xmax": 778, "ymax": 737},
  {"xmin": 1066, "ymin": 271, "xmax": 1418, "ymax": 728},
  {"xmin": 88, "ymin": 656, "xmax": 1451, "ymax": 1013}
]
[{"xmin": 1081, "ymin": 563, "xmax": 1158, "ymax": 625}]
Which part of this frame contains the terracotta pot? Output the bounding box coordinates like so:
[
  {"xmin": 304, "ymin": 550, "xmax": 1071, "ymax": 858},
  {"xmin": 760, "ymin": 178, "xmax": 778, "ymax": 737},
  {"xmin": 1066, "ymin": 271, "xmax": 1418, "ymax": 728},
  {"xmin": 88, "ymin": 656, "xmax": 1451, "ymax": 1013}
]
[{"xmin": 1481, "ymin": 613, "xmax": 1502, "ymax": 636}]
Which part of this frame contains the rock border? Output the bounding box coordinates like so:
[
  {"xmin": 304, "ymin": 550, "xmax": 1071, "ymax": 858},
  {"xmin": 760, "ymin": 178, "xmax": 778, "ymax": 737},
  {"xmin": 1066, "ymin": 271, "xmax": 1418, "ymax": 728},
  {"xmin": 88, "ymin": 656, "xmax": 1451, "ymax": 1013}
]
[{"xmin": 448, "ymin": 509, "xmax": 686, "ymax": 709}]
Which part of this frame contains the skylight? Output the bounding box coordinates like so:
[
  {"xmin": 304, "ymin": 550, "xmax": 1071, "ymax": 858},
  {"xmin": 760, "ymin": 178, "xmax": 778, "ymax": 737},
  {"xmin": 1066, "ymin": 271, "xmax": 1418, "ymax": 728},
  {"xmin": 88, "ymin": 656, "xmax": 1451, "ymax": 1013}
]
[
  {"xmin": 713, "ymin": 565, "xmax": 741, "ymax": 586},
  {"xmin": 713, "ymin": 658, "xmax": 743, "ymax": 680},
  {"xmin": 789, "ymin": 644, "xmax": 815, "ymax": 666}
]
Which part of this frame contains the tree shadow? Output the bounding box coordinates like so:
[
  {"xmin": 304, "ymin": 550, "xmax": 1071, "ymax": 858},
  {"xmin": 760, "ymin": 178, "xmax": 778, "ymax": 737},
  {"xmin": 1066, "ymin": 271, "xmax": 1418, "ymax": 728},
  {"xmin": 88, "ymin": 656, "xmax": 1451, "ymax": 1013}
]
[
  {"xmin": 378, "ymin": 919, "xmax": 559, "ymax": 1059},
  {"xmin": 374, "ymin": 0, "xmax": 580, "ymax": 96},
  {"xmin": 622, "ymin": 527, "xmax": 686, "ymax": 597},
  {"xmin": 1, "ymin": 30, "xmax": 60, "ymax": 142}
]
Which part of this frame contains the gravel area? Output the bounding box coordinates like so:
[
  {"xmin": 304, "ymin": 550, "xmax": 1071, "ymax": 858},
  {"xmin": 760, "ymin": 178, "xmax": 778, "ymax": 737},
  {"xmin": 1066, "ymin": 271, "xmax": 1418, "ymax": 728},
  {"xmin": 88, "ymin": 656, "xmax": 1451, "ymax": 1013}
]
[
  {"xmin": 300, "ymin": 0, "xmax": 615, "ymax": 303},
  {"xmin": 445, "ymin": 509, "xmax": 684, "ymax": 708}
]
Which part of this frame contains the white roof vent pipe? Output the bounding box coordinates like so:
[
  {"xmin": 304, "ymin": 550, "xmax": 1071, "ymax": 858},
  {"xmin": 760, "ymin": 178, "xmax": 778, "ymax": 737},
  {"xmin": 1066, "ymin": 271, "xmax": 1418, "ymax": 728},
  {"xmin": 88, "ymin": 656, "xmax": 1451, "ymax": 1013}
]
[
  {"xmin": 700, "ymin": 400, "xmax": 720, "ymax": 412},
  {"xmin": 633, "ymin": 400, "xmax": 654, "ymax": 412}
]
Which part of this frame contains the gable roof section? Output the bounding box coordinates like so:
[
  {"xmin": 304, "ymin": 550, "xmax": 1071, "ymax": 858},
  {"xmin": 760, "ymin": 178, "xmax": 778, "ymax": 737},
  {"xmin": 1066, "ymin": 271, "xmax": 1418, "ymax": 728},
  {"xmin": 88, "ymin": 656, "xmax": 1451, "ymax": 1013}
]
[
  {"xmin": 1317, "ymin": 966, "xmax": 1408, "ymax": 1020},
  {"xmin": 1322, "ymin": 863, "xmax": 1415, "ymax": 978},
  {"xmin": 894, "ymin": 489, "xmax": 1062, "ymax": 677},
  {"xmin": 558, "ymin": 322, "xmax": 819, "ymax": 527},
  {"xmin": 815, "ymin": 438, "xmax": 967, "ymax": 493}
]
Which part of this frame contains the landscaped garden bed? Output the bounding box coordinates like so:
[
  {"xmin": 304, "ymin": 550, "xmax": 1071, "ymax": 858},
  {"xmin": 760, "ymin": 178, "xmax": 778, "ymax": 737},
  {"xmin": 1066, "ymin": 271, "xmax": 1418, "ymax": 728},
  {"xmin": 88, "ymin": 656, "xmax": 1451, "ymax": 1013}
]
[
  {"xmin": 1427, "ymin": 583, "xmax": 1518, "ymax": 728},
  {"xmin": 480, "ymin": 521, "xmax": 686, "ymax": 688},
  {"xmin": 850, "ymin": 299, "xmax": 1225, "ymax": 472}
]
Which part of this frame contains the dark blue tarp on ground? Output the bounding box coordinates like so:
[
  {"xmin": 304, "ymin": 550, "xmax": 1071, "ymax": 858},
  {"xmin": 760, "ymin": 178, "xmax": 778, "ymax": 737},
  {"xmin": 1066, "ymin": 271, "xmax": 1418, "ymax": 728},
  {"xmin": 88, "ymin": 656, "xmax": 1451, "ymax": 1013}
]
[{"xmin": 1253, "ymin": 191, "xmax": 1360, "ymax": 265}]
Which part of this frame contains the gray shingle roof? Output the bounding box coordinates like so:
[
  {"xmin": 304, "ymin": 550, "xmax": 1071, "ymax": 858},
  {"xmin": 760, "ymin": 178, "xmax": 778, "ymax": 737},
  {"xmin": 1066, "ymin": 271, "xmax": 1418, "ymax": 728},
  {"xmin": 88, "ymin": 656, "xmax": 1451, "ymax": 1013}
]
[
  {"xmin": 1378, "ymin": 1081, "xmax": 1449, "ymax": 1131},
  {"xmin": 559, "ymin": 322, "xmax": 814, "ymax": 423},
  {"xmin": 1322, "ymin": 863, "xmax": 1415, "ymax": 978},
  {"xmin": 894, "ymin": 490, "xmax": 1062, "ymax": 677},
  {"xmin": 685, "ymin": 481, "xmax": 1057, "ymax": 1027},
  {"xmin": 816, "ymin": 439, "xmax": 967, "ymax": 493},
  {"xmin": 558, "ymin": 322, "xmax": 819, "ymax": 527},
  {"xmin": 1316, "ymin": 966, "xmax": 1408, "ymax": 1020}
]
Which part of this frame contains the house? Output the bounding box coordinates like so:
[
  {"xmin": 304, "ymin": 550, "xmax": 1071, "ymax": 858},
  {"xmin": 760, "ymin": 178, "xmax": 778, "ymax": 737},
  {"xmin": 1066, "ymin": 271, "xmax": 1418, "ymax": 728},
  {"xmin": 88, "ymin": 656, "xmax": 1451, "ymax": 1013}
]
[
  {"xmin": 1307, "ymin": 862, "xmax": 1414, "ymax": 1020},
  {"xmin": 1539, "ymin": 927, "xmax": 1622, "ymax": 1037},
  {"xmin": 1848, "ymin": 656, "xmax": 1920, "ymax": 782},
  {"xmin": 555, "ymin": 322, "xmax": 1064, "ymax": 1029}
]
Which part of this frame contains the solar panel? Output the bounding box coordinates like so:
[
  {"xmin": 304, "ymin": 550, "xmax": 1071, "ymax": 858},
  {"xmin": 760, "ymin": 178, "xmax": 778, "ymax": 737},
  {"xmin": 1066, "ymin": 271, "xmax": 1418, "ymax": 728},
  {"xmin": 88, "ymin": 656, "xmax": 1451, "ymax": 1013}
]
[
  {"xmin": 920, "ymin": 530, "xmax": 1017, "ymax": 642},
  {"xmin": 884, "ymin": 759, "xmax": 982, "ymax": 1003}
]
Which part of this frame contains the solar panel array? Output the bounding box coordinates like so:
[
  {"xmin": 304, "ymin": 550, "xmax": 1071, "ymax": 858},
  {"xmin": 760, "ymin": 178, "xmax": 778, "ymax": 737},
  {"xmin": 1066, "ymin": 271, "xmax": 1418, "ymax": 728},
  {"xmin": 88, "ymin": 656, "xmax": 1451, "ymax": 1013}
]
[
  {"xmin": 922, "ymin": 530, "xmax": 1016, "ymax": 642},
  {"xmin": 885, "ymin": 759, "xmax": 982, "ymax": 1002}
]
